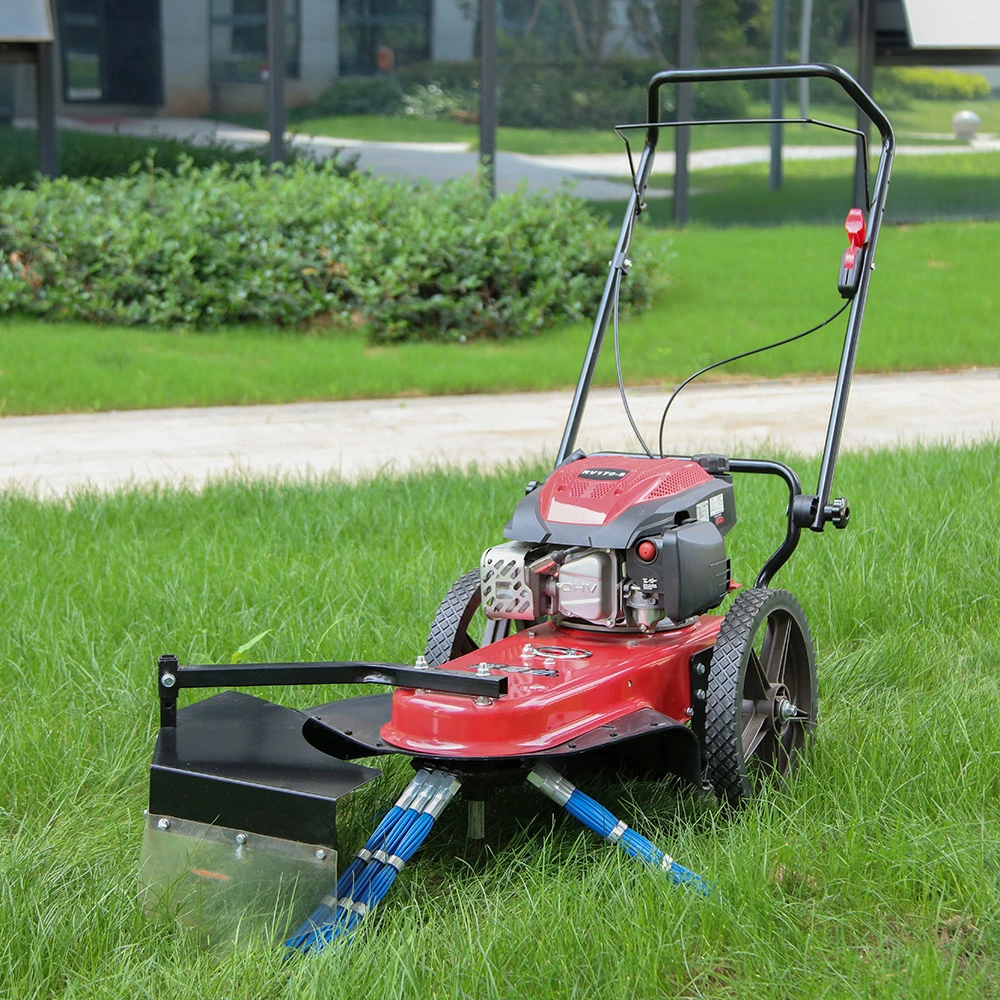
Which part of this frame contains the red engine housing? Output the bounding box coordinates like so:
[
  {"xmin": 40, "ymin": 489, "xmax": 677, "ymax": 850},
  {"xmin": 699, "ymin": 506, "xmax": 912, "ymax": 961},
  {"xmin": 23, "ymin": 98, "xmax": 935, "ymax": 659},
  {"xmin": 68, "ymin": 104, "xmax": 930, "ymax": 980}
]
[{"xmin": 535, "ymin": 456, "xmax": 714, "ymax": 528}]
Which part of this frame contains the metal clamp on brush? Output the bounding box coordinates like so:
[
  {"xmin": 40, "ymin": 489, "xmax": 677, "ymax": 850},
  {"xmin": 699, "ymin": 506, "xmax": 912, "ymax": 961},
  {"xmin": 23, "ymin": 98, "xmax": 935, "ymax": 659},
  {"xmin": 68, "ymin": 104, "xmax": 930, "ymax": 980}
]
[
  {"xmin": 285, "ymin": 769, "xmax": 462, "ymax": 955},
  {"xmin": 528, "ymin": 765, "xmax": 712, "ymax": 897}
]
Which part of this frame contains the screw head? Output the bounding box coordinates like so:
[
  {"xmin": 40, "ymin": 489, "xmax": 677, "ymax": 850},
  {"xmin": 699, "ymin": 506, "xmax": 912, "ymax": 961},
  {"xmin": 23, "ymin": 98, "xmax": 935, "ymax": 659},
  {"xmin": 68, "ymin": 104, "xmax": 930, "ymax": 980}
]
[
  {"xmin": 694, "ymin": 689, "xmax": 706, "ymax": 702},
  {"xmin": 156, "ymin": 817, "xmax": 170, "ymax": 831},
  {"xmin": 160, "ymin": 673, "xmax": 176, "ymax": 689},
  {"xmin": 476, "ymin": 663, "xmax": 491, "ymax": 677},
  {"xmin": 695, "ymin": 662, "xmax": 706, "ymax": 675},
  {"xmin": 235, "ymin": 833, "xmax": 248, "ymax": 845},
  {"xmin": 414, "ymin": 655, "xmax": 428, "ymax": 669},
  {"xmin": 315, "ymin": 849, "xmax": 327, "ymax": 861}
]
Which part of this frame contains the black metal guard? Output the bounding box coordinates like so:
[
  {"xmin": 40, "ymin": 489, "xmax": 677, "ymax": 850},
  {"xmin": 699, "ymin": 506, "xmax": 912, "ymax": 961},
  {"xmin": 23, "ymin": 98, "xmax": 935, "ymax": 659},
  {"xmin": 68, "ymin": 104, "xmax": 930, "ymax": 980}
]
[
  {"xmin": 156, "ymin": 654, "xmax": 507, "ymax": 729},
  {"xmin": 555, "ymin": 64, "xmax": 895, "ymax": 538}
]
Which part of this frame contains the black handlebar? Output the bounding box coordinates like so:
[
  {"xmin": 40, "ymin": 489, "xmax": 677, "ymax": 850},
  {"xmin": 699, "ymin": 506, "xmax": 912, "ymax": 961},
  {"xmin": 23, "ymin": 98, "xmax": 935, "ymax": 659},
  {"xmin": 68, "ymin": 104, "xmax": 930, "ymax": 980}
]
[{"xmin": 645, "ymin": 63, "xmax": 894, "ymax": 150}]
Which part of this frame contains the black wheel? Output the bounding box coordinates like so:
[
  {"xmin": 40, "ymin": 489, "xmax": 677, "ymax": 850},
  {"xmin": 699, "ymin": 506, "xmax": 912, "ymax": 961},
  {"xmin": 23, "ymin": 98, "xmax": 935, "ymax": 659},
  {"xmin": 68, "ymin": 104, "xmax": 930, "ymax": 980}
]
[
  {"xmin": 704, "ymin": 588, "xmax": 816, "ymax": 804},
  {"xmin": 425, "ymin": 569, "xmax": 514, "ymax": 667}
]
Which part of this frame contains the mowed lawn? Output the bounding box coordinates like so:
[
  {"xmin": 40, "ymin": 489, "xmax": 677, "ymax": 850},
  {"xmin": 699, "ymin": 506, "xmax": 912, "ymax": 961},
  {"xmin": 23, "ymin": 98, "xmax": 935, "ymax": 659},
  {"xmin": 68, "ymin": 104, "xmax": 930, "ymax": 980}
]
[
  {"xmin": 239, "ymin": 96, "xmax": 1000, "ymax": 155},
  {"xmin": 607, "ymin": 150, "xmax": 1000, "ymax": 227},
  {"xmin": 1, "ymin": 442, "xmax": 999, "ymax": 997},
  {"xmin": 1, "ymin": 220, "xmax": 996, "ymax": 416}
]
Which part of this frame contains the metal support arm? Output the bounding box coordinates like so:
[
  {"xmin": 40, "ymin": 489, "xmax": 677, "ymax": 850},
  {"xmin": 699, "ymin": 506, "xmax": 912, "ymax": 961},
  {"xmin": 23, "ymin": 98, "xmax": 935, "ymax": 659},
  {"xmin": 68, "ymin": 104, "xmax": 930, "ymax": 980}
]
[{"xmin": 157, "ymin": 654, "xmax": 507, "ymax": 728}]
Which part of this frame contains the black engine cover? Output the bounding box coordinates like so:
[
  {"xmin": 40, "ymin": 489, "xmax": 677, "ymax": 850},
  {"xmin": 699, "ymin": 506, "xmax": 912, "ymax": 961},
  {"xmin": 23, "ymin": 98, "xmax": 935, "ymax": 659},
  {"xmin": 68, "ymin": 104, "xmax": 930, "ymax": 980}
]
[{"xmin": 625, "ymin": 519, "xmax": 730, "ymax": 620}]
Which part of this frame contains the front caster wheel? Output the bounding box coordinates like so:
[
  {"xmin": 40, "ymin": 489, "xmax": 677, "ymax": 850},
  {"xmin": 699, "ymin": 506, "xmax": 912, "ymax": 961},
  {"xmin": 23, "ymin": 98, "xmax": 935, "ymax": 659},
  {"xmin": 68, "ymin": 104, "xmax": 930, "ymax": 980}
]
[{"xmin": 705, "ymin": 588, "xmax": 816, "ymax": 804}]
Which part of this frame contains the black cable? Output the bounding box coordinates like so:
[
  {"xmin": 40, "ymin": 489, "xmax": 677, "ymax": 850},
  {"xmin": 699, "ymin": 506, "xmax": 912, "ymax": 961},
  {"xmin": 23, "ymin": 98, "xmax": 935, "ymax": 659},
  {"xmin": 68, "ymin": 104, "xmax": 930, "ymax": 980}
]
[
  {"xmin": 656, "ymin": 299, "xmax": 851, "ymax": 457},
  {"xmin": 613, "ymin": 265, "xmax": 654, "ymax": 458}
]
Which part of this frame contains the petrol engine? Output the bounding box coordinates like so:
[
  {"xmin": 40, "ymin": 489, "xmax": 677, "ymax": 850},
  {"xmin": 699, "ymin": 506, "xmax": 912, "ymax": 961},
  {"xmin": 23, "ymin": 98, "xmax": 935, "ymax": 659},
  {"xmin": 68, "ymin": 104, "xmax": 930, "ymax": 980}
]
[{"xmin": 481, "ymin": 454, "xmax": 736, "ymax": 631}]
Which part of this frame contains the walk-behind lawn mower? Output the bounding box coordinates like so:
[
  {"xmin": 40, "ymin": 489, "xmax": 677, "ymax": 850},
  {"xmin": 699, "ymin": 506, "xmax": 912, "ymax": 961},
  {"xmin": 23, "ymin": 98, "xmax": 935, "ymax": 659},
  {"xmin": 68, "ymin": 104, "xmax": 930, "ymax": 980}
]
[{"xmin": 140, "ymin": 64, "xmax": 894, "ymax": 952}]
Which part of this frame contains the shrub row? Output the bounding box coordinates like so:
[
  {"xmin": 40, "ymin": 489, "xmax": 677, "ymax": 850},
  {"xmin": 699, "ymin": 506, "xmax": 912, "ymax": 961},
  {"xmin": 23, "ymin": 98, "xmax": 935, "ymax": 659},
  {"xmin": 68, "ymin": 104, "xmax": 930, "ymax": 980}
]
[
  {"xmin": 318, "ymin": 60, "xmax": 749, "ymax": 130},
  {"xmin": 817, "ymin": 66, "xmax": 992, "ymax": 112},
  {"xmin": 885, "ymin": 67, "xmax": 991, "ymax": 103},
  {"xmin": 0, "ymin": 126, "xmax": 356, "ymax": 190},
  {"xmin": 0, "ymin": 160, "xmax": 653, "ymax": 341},
  {"xmin": 319, "ymin": 62, "xmax": 992, "ymax": 127}
]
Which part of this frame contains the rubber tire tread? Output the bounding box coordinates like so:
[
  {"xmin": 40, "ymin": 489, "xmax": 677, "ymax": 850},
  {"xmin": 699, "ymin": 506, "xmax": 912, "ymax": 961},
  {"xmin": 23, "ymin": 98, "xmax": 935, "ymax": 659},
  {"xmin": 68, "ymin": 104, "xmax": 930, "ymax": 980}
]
[
  {"xmin": 424, "ymin": 568, "xmax": 483, "ymax": 667},
  {"xmin": 704, "ymin": 587, "xmax": 815, "ymax": 804}
]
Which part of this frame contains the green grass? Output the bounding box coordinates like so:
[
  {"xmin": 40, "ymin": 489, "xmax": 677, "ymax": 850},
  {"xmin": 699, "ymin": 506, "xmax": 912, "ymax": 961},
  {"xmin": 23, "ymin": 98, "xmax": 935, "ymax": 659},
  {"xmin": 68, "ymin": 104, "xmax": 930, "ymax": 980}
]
[
  {"xmin": 2, "ymin": 220, "xmax": 997, "ymax": 415},
  {"xmin": 250, "ymin": 97, "xmax": 1000, "ymax": 155},
  {"xmin": 277, "ymin": 108, "xmax": 862, "ymax": 155},
  {"xmin": 2, "ymin": 442, "xmax": 999, "ymax": 997},
  {"xmin": 591, "ymin": 152, "xmax": 1000, "ymax": 227},
  {"xmin": 888, "ymin": 95, "xmax": 1000, "ymax": 137}
]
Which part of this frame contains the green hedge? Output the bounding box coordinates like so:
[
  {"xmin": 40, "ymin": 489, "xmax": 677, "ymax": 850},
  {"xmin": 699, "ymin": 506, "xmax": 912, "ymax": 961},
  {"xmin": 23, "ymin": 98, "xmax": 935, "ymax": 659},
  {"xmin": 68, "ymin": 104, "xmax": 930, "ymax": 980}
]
[
  {"xmin": 885, "ymin": 67, "xmax": 991, "ymax": 102},
  {"xmin": 319, "ymin": 60, "xmax": 749, "ymax": 130},
  {"xmin": 818, "ymin": 67, "xmax": 993, "ymax": 111},
  {"xmin": 0, "ymin": 160, "xmax": 653, "ymax": 341},
  {"xmin": 315, "ymin": 75, "xmax": 405, "ymax": 117}
]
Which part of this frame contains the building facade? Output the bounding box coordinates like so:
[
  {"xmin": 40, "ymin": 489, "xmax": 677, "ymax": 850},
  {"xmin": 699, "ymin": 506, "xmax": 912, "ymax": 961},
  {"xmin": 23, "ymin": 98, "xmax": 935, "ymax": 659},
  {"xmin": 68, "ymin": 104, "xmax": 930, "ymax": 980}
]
[{"xmin": 9, "ymin": 0, "xmax": 475, "ymax": 118}]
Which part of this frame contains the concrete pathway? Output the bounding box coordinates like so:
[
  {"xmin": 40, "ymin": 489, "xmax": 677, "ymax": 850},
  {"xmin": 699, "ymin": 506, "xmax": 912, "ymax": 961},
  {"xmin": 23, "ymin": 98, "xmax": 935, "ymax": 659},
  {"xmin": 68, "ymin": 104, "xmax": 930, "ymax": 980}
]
[
  {"xmin": 43, "ymin": 114, "xmax": 1000, "ymax": 200},
  {"xmin": 2, "ymin": 369, "xmax": 997, "ymax": 497}
]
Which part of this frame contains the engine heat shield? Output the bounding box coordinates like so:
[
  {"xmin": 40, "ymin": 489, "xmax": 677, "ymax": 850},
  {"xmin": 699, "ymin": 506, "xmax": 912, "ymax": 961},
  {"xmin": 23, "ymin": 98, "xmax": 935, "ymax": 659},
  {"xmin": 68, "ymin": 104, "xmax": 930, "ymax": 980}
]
[{"xmin": 506, "ymin": 455, "xmax": 735, "ymax": 549}]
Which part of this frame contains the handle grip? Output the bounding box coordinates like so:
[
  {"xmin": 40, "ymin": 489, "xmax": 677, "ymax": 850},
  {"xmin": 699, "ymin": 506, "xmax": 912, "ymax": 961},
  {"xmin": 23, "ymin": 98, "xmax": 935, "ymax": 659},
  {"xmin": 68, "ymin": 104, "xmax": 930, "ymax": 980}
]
[{"xmin": 645, "ymin": 63, "xmax": 894, "ymax": 150}]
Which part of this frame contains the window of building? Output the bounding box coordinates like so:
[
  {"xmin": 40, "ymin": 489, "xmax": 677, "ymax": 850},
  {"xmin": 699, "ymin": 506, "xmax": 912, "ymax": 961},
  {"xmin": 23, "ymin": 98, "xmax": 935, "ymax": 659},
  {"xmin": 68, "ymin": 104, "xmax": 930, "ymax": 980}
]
[
  {"xmin": 339, "ymin": 0, "xmax": 432, "ymax": 76},
  {"xmin": 56, "ymin": 0, "xmax": 162, "ymax": 105},
  {"xmin": 209, "ymin": 0, "xmax": 301, "ymax": 84},
  {"xmin": 58, "ymin": 0, "xmax": 103, "ymax": 100}
]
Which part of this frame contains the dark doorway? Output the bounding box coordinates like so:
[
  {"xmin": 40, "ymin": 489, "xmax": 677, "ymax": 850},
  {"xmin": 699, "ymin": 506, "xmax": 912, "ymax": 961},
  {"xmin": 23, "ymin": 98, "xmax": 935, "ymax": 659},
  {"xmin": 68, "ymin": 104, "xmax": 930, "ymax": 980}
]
[{"xmin": 57, "ymin": 0, "xmax": 163, "ymax": 105}]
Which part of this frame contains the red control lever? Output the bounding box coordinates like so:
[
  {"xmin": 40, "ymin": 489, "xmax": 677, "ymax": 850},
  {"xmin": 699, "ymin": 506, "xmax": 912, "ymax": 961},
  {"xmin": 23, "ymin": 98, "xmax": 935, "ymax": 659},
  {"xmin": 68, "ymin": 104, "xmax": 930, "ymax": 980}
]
[{"xmin": 838, "ymin": 208, "xmax": 867, "ymax": 298}]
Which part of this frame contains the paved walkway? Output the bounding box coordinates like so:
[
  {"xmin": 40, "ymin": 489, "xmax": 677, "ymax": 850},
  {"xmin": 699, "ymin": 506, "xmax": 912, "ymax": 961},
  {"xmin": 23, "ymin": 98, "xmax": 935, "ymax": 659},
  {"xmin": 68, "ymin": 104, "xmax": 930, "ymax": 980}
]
[
  {"xmin": 2, "ymin": 370, "xmax": 997, "ymax": 496},
  {"xmin": 6, "ymin": 118, "xmax": 997, "ymax": 494},
  {"xmin": 43, "ymin": 114, "xmax": 1000, "ymax": 199}
]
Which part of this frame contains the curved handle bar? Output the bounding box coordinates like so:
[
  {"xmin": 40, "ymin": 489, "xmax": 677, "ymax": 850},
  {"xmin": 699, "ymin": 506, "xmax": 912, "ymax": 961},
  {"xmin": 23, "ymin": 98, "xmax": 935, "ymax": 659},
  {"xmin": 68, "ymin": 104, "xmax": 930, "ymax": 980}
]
[{"xmin": 646, "ymin": 63, "xmax": 894, "ymax": 150}]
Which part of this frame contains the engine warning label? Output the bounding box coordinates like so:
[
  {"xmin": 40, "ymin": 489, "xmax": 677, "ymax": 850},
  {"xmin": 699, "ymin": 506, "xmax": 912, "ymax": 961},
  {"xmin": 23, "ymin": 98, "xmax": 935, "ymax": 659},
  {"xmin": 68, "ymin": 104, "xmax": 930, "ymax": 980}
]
[
  {"xmin": 709, "ymin": 493, "xmax": 725, "ymax": 518},
  {"xmin": 577, "ymin": 468, "xmax": 629, "ymax": 480},
  {"xmin": 696, "ymin": 500, "xmax": 710, "ymax": 522}
]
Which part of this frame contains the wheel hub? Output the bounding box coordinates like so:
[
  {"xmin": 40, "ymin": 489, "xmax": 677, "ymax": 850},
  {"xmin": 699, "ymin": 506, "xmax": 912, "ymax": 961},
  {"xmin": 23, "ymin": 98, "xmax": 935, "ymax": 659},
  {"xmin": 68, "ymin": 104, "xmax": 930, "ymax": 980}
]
[
  {"xmin": 769, "ymin": 682, "xmax": 793, "ymax": 733},
  {"xmin": 776, "ymin": 698, "xmax": 800, "ymax": 723}
]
